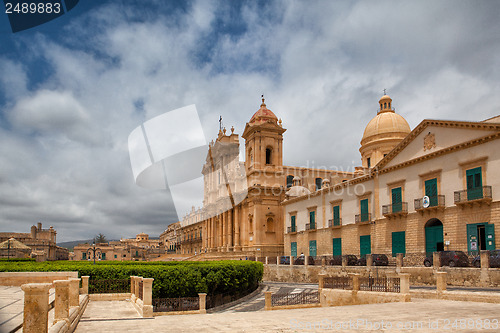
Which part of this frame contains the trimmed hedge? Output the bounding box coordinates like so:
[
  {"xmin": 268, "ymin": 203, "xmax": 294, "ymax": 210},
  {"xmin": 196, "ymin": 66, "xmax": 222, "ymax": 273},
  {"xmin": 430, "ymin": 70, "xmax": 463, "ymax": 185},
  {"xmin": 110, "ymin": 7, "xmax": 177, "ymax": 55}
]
[{"xmin": 0, "ymin": 260, "xmax": 263, "ymax": 298}]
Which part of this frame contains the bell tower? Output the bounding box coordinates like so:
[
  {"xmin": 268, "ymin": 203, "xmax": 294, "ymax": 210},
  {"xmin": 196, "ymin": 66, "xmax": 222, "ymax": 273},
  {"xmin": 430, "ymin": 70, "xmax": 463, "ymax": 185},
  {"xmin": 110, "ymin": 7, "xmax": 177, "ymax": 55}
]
[{"xmin": 240, "ymin": 96, "xmax": 286, "ymax": 256}]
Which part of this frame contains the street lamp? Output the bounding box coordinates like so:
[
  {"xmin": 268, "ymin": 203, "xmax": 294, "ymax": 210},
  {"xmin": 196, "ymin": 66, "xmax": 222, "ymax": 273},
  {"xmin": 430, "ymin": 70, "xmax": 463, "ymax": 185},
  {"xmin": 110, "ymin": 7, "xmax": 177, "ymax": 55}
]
[{"xmin": 87, "ymin": 239, "xmax": 101, "ymax": 265}]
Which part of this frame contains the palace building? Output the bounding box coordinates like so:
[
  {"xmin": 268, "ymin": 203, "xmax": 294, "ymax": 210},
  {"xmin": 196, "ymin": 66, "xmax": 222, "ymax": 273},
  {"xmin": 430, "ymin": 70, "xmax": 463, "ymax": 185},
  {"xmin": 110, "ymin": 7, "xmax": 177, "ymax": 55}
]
[{"xmin": 283, "ymin": 95, "xmax": 500, "ymax": 258}]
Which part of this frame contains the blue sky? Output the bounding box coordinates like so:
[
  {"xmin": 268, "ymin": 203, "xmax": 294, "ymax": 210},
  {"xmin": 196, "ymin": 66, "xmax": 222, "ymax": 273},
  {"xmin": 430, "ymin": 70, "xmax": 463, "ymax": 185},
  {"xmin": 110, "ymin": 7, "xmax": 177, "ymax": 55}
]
[{"xmin": 1, "ymin": 0, "xmax": 500, "ymax": 242}]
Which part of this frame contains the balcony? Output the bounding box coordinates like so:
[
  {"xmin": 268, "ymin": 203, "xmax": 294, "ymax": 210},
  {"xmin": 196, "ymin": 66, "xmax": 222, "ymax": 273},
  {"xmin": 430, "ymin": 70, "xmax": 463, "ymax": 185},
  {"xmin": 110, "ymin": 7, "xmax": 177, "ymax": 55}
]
[
  {"xmin": 382, "ymin": 202, "xmax": 409, "ymax": 218},
  {"xmin": 355, "ymin": 213, "xmax": 371, "ymax": 224},
  {"xmin": 328, "ymin": 218, "xmax": 342, "ymax": 228},
  {"xmin": 414, "ymin": 195, "xmax": 445, "ymax": 213},
  {"xmin": 305, "ymin": 223, "xmax": 316, "ymax": 231},
  {"xmin": 287, "ymin": 226, "xmax": 297, "ymax": 233},
  {"xmin": 454, "ymin": 186, "xmax": 492, "ymax": 207}
]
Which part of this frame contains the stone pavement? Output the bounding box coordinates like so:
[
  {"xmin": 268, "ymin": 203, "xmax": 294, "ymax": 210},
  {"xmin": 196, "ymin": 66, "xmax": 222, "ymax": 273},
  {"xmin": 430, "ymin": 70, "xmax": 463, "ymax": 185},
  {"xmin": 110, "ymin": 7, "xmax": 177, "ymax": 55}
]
[{"xmin": 74, "ymin": 298, "xmax": 500, "ymax": 332}]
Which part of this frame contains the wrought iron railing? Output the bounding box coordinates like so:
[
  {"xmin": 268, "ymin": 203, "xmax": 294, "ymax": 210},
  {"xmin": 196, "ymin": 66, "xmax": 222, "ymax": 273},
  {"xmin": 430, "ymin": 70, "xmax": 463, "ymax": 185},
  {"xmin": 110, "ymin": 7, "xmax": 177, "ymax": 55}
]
[
  {"xmin": 153, "ymin": 297, "xmax": 199, "ymax": 312},
  {"xmin": 355, "ymin": 213, "xmax": 371, "ymax": 223},
  {"xmin": 382, "ymin": 202, "xmax": 408, "ymax": 215},
  {"xmin": 414, "ymin": 195, "xmax": 445, "ymax": 210},
  {"xmin": 287, "ymin": 226, "xmax": 296, "ymax": 233},
  {"xmin": 328, "ymin": 218, "xmax": 342, "ymax": 227},
  {"xmin": 323, "ymin": 276, "xmax": 352, "ymax": 290},
  {"xmin": 305, "ymin": 223, "xmax": 316, "ymax": 230},
  {"xmin": 271, "ymin": 291, "xmax": 319, "ymax": 307},
  {"xmin": 454, "ymin": 186, "xmax": 492, "ymax": 204},
  {"xmin": 89, "ymin": 279, "xmax": 130, "ymax": 294},
  {"xmin": 206, "ymin": 286, "xmax": 257, "ymax": 309},
  {"xmin": 359, "ymin": 277, "xmax": 400, "ymax": 292}
]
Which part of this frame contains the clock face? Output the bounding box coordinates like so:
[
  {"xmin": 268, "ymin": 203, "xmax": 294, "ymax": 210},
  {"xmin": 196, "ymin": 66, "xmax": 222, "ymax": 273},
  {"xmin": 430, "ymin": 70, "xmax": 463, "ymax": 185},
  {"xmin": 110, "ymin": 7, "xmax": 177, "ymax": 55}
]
[{"xmin": 423, "ymin": 196, "xmax": 430, "ymax": 208}]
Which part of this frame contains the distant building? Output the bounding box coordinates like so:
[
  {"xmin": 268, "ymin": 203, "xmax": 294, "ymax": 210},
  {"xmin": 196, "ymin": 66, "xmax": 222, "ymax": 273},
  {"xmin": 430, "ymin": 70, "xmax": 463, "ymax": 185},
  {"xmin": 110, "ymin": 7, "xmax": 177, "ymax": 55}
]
[
  {"xmin": 0, "ymin": 222, "xmax": 69, "ymax": 260},
  {"xmin": 159, "ymin": 222, "xmax": 181, "ymax": 254},
  {"xmin": 70, "ymin": 233, "xmax": 164, "ymax": 261}
]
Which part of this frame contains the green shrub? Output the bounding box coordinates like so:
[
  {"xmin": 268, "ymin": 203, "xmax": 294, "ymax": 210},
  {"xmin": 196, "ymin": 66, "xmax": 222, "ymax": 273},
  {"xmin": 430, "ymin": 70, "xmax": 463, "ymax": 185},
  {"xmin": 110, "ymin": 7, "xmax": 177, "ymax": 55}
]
[{"xmin": 0, "ymin": 260, "xmax": 263, "ymax": 298}]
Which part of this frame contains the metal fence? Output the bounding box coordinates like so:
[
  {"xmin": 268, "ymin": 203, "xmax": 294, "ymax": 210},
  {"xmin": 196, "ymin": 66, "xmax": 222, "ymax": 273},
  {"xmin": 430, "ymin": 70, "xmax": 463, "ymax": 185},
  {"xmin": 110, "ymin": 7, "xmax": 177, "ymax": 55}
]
[
  {"xmin": 153, "ymin": 297, "xmax": 199, "ymax": 312},
  {"xmin": 359, "ymin": 277, "xmax": 400, "ymax": 293},
  {"xmin": 206, "ymin": 286, "xmax": 256, "ymax": 310},
  {"xmin": 268, "ymin": 256, "xmax": 277, "ymax": 264},
  {"xmin": 138, "ymin": 280, "xmax": 143, "ymax": 300},
  {"xmin": 323, "ymin": 276, "xmax": 352, "ymax": 290},
  {"xmin": 271, "ymin": 290, "xmax": 319, "ymax": 307},
  {"xmin": 88, "ymin": 278, "xmax": 130, "ymax": 294}
]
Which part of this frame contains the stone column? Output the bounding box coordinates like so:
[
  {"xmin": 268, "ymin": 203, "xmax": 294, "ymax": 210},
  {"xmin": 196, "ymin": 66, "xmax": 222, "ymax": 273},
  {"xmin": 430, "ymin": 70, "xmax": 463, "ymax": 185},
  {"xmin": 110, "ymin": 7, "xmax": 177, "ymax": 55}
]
[
  {"xmin": 480, "ymin": 250, "xmax": 490, "ymax": 269},
  {"xmin": 341, "ymin": 255, "xmax": 347, "ymax": 267},
  {"xmin": 290, "ymin": 256, "xmax": 294, "ymax": 266},
  {"xmin": 396, "ymin": 253, "xmax": 404, "ymax": 269},
  {"xmin": 21, "ymin": 283, "xmax": 52, "ymax": 333},
  {"xmin": 234, "ymin": 205, "xmax": 241, "ymax": 250},
  {"xmin": 198, "ymin": 293, "xmax": 207, "ymax": 314},
  {"xmin": 433, "ymin": 252, "xmax": 441, "ymax": 269},
  {"xmin": 53, "ymin": 280, "xmax": 70, "ymax": 324},
  {"xmin": 366, "ymin": 254, "xmax": 373, "ymax": 267},
  {"xmin": 350, "ymin": 273, "xmax": 360, "ymax": 291},
  {"xmin": 264, "ymin": 291, "xmax": 272, "ymax": 310},
  {"xmin": 222, "ymin": 212, "xmax": 227, "ymax": 251},
  {"xmin": 218, "ymin": 216, "xmax": 223, "ymax": 252},
  {"xmin": 228, "ymin": 208, "xmax": 233, "ymax": 251},
  {"xmin": 435, "ymin": 271, "xmax": 447, "ymax": 293},
  {"xmin": 130, "ymin": 276, "xmax": 136, "ymax": 300},
  {"xmin": 142, "ymin": 278, "xmax": 154, "ymax": 318},
  {"xmin": 318, "ymin": 274, "xmax": 325, "ymax": 291},
  {"xmin": 81, "ymin": 276, "xmax": 89, "ymax": 294},
  {"xmin": 399, "ymin": 273, "xmax": 411, "ymax": 294},
  {"xmin": 305, "ymin": 255, "xmax": 309, "ymax": 266},
  {"xmin": 276, "ymin": 256, "xmax": 280, "ymax": 266},
  {"xmin": 68, "ymin": 278, "xmax": 80, "ymax": 307},
  {"xmin": 265, "ymin": 257, "xmax": 269, "ymax": 265}
]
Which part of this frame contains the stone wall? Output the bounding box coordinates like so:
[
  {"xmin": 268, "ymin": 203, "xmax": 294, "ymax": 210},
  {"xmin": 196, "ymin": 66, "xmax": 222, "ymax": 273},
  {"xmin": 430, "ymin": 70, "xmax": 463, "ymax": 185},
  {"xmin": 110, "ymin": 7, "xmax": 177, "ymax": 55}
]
[
  {"xmin": 263, "ymin": 265, "xmax": 500, "ymax": 287},
  {"xmin": 0, "ymin": 272, "xmax": 78, "ymax": 286}
]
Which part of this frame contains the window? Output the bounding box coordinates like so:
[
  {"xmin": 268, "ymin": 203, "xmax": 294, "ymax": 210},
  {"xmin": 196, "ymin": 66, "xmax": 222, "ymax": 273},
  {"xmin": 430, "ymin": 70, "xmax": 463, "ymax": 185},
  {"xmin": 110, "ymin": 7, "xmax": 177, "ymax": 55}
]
[
  {"xmin": 286, "ymin": 175, "xmax": 294, "ymax": 188},
  {"xmin": 360, "ymin": 235, "xmax": 371, "ymax": 257},
  {"xmin": 82, "ymin": 252, "xmax": 86, "ymax": 260},
  {"xmin": 392, "ymin": 231, "xmax": 405, "ymax": 257},
  {"xmin": 466, "ymin": 167, "xmax": 483, "ymax": 200},
  {"xmin": 309, "ymin": 211, "xmax": 316, "ymax": 229},
  {"xmin": 101, "ymin": 253, "xmax": 106, "ymax": 260},
  {"xmin": 360, "ymin": 199, "xmax": 369, "ymax": 222},
  {"xmin": 367, "ymin": 158, "xmax": 371, "ymax": 168},
  {"xmin": 333, "ymin": 205, "xmax": 340, "ymax": 226},
  {"xmin": 391, "ymin": 187, "xmax": 402, "ymax": 212},
  {"xmin": 114, "ymin": 254, "xmax": 117, "ymax": 258},
  {"xmin": 291, "ymin": 215, "xmax": 296, "ymax": 232},
  {"xmin": 315, "ymin": 178, "xmax": 322, "ymax": 190},
  {"xmin": 424, "ymin": 178, "xmax": 438, "ymax": 206},
  {"xmin": 309, "ymin": 240, "xmax": 317, "ymax": 257},
  {"xmin": 291, "ymin": 242, "xmax": 297, "ymax": 257},
  {"xmin": 265, "ymin": 148, "xmax": 272, "ymax": 164},
  {"xmin": 333, "ymin": 238, "xmax": 342, "ymax": 256}
]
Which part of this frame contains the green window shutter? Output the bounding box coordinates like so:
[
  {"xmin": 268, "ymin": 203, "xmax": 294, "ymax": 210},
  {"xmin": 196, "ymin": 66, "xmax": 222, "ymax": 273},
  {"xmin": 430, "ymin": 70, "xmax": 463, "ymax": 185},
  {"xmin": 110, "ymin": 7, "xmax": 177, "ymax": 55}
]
[
  {"xmin": 360, "ymin": 199, "xmax": 369, "ymax": 222},
  {"xmin": 466, "ymin": 167, "xmax": 483, "ymax": 200},
  {"xmin": 291, "ymin": 242, "xmax": 297, "ymax": 257},
  {"xmin": 310, "ymin": 211, "xmax": 315, "ymax": 229},
  {"xmin": 82, "ymin": 252, "xmax": 86, "ymax": 260},
  {"xmin": 333, "ymin": 206, "xmax": 340, "ymax": 225},
  {"xmin": 391, "ymin": 187, "xmax": 402, "ymax": 212},
  {"xmin": 391, "ymin": 231, "xmax": 405, "ymax": 257},
  {"xmin": 309, "ymin": 240, "xmax": 317, "ymax": 257},
  {"xmin": 467, "ymin": 224, "xmax": 478, "ymax": 254},
  {"xmin": 424, "ymin": 178, "xmax": 438, "ymax": 206},
  {"xmin": 332, "ymin": 238, "xmax": 342, "ymax": 256},
  {"xmin": 291, "ymin": 215, "xmax": 296, "ymax": 232},
  {"xmin": 101, "ymin": 253, "xmax": 106, "ymax": 260},
  {"xmin": 360, "ymin": 235, "xmax": 371, "ymax": 257},
  {"xmin": 486, "ymin": 224, "xmax": 495, "ymax": 251}
]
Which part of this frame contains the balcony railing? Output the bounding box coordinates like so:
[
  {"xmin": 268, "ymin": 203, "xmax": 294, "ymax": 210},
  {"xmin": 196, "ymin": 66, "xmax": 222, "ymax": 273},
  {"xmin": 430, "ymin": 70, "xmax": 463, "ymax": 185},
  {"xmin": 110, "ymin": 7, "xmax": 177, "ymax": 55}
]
[
  {"xmin": 414, "ymin": 195, "xmax": 445, "ymax": 211},
  {"xmin": 382, "ymin": 202, "xmax": 408, "ymax": 218},
  {"xmin": 328, "ymin": 218, "xmax": 342, "ymax": 227},
  {"xmin": 287, "ymin": 226, "xmax": 297, "ymax": 233},
  {"xmin": 454, "ymin": 186, "xmax": 492, "ymax": 205},
  {"xmin": 305, "ymin": 223, "xmax": 316, "ymax": 231},
  {"xmin": 355, "ymin": 213, "xmax": 371, "ymax": 224}
]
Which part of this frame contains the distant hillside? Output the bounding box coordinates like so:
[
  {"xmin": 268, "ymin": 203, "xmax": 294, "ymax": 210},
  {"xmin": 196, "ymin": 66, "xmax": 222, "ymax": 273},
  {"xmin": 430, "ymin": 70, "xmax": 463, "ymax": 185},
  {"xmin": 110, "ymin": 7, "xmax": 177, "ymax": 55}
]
[{"xmin": 57, "ymin": 239, "xmax": 93, "ymax": 251}]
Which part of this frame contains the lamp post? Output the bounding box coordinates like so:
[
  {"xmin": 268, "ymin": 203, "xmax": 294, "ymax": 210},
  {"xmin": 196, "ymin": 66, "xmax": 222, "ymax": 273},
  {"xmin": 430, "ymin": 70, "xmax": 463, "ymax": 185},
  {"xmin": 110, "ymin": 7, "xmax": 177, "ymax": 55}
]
[{"xmin": 87, "ymin": 239, "xmax": 101, "ymax": 265}]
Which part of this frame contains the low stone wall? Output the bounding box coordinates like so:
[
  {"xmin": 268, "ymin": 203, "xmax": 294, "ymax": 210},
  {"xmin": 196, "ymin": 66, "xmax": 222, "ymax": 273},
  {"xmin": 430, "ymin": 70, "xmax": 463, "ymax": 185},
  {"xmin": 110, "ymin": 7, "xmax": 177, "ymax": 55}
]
[
  {"xmin": 263, "ymin": 265, "xmax": 500, "ymax": 287},
  {"xmin": 320, "ymin": 289, "xmax": 410, "ymax": 307},
  {"xmin": 0, "ymin": 272, "xmax": 79, "ymax": 286},
  {"xmin": 89, "ymin": 293, "xmax": 131, "ymax": 301}
]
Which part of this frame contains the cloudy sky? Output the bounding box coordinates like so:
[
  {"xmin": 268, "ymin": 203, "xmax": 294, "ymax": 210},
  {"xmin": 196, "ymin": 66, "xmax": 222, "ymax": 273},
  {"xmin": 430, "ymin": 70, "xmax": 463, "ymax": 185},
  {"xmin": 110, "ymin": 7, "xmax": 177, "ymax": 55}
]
[{"xmin": 0, "ymin": 0, "xmax": 499, "ymax": 242}]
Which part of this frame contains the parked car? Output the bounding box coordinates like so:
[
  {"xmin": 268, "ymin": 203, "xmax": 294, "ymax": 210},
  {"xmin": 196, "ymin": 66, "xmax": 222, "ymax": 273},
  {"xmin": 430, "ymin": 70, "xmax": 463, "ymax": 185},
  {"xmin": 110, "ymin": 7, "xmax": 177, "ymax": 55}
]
[
  {"xmin": 471, "ymin": 250, "xmax": 500, "ymax": 268},
  {"xmin": 279, "ymin": 256, "xmax": 290, "ymax": 265},
  {"xmin": 329, "ymin": 255, "xmax": 358, "ymax": 266},
  {"xmin": 294, "ymin": 256, "xmax": 315, "ymax": 265},
  {"xmin": 357, "ymin": 254, "xmax": 388, "ymax": 266},
  {"xmin": 423, "ymin": 251, "xmax": 469, "ymax": 267}
]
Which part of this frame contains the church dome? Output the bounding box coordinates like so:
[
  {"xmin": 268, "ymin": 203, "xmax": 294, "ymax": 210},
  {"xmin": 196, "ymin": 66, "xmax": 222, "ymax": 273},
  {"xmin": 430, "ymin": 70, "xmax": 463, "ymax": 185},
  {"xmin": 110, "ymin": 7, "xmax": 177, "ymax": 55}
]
[
  {"xmin": 249, "ymin": 97, "xmax": 278, "ymax": 125},
  {"xmin": 361, "ymin": 95, "xmax": 410, "ymax": 145}
]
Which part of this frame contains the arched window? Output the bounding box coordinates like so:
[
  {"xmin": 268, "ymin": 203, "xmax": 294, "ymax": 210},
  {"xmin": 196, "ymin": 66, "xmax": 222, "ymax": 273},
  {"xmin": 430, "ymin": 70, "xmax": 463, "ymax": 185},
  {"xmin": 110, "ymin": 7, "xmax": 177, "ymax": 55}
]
[
  {"xmin": 384, "ymin": 102, "xmax": 387, "ymax": 109},
  {"xmin": 265, "ymin": 148, "xmax": 272, "ymax": 165},
  {"xmin": 267, "ymin": 217, "xmax": 274, "ymax": 232},
  {"xmin": 315, "ymin": 178, "xmax": 322, "ymax": 190},
  {"xmin": 286, "ymin": 175, "xmax": 294, "ymax": 188}
]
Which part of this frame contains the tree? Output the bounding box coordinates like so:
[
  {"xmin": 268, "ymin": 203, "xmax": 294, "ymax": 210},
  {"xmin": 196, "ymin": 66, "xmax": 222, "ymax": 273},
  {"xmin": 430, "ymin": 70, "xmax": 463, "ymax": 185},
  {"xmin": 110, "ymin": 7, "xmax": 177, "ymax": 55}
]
[{"xmin": 94, "ymin": 233, "xmax": 107, "ymax": 244}]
